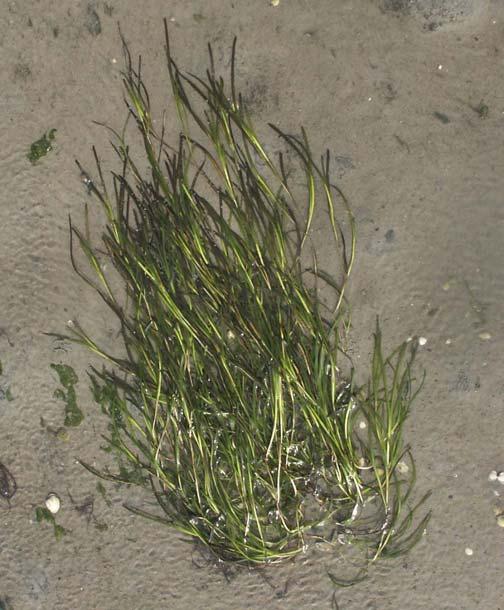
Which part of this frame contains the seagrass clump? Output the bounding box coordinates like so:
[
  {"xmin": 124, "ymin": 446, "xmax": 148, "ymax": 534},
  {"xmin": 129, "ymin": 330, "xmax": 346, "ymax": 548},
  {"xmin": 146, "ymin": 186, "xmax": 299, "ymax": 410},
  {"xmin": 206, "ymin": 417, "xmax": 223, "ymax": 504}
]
[{"xmin": 67, "ymin": 21, "xmax": 429, "ymax": 568}]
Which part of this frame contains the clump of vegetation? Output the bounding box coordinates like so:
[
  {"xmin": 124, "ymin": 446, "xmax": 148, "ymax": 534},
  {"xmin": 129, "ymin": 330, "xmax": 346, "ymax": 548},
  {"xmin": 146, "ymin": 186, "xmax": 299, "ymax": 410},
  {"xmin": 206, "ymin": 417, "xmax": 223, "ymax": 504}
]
[
  {"xmin": 64, "ymin": 21, "xmax": 429, "ymax": 569},
  {"xmin": 27, "ymin": 128, "xmax": 57, "ymax": 164}
]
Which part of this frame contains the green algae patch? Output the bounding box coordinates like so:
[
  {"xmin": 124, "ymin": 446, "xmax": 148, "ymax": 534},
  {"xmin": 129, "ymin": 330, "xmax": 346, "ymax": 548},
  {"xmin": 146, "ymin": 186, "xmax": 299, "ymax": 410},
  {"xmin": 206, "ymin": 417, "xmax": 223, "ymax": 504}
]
[
  {"xmin": 474, "ymin": 100, "xmax": 489, "ymax": 119},
  {"xmin": 35, "ymin": 506, "xmax": 68, "ymax": 540},
  {"xmin": 90, "ymin": 374, "xmax": 125, "ymax": 451},
  {"xmin": 51, "ymin": 363, "xmax": 84, "ymax": 427},
  {"xmin": 27, "ymin": 129, "xmax": 57, "ymax": 164}
]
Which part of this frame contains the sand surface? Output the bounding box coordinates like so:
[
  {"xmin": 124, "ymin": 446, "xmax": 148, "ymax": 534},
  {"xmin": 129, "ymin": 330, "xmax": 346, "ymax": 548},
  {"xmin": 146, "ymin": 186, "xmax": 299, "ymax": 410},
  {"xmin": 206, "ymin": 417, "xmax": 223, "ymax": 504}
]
[{"xmin": 1, "ymin": 1, "xmax": 504, "ymax": 608}]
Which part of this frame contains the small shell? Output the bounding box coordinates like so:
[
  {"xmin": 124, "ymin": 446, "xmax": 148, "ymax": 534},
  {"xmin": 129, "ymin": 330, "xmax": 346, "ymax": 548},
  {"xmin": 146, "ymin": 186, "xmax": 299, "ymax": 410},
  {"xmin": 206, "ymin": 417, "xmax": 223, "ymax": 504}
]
[
  {"xmin": 496, "ymin": 515, "xmax": 504, "ymax": 528},
  {"xmin": 464, "ymin": 547, "xmax": 473, "ymax": 556},
  {"xmin": 489, "ymin": 470, "xmax": 498, "ymax": 482},
  {"xmin": 498, "ymin": 472, "xmax": 504, "ymax": 484},
  {"xmin": 45, "ymin": 493, "xmax": 61, "ymax": 514},
  {"xmin": 418, "ymin": 336, "xmax": 427, "ymax": 346}
]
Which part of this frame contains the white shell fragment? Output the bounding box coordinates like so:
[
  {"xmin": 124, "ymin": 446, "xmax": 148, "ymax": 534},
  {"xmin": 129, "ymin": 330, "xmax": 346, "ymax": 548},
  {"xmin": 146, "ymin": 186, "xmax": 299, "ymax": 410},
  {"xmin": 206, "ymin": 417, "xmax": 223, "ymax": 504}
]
[
  {"xmin": 351, "ymin": 502, "xmax": 361, "ymax": 521},
  {"xmin": 497, "ymin": 515, "xmax": 504, "ymax": 528},
  {"xmin": 464, "ymin": 547, "xmax": 473, "ymax": 556},
  {"xmin": 478, "ymin": 331, "xmax": 492, "ymax": 341},
  {"xmin": 397, "ymin": 461, "xmax": 409, "ymax": 474},
  {"xmin": 418, "ymin": 336, "xmax": 427, "ymax": 346},
  {"xmin": 45, "ymin": 493, "xmax": 61, "ymax": 514},
  {"xmin": 489, "ymin": 470, "xmax": 498, "ymax": 482},
  {"xmin": 498, "ymin": 472, "xmax": 504, "ymax": 484},
  {"xmin": 358, "ymin": 457, "xmax": 368, "ymax": 469}
]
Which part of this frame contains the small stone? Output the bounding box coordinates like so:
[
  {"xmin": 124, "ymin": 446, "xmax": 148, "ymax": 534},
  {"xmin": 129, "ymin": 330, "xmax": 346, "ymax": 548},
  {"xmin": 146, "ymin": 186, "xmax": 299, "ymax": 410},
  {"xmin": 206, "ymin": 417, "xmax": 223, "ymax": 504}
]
[
  {"xmin": 445, "ymin": 338, "xmax": 452, "ymax": 345},
  {"xmin": 498, "ymin": 472, "xmax": 504, "ymax": 484},
  {"xmin": 489, "ymin": 470, "xmax": 498, "ymax": 482},
  {"xmin": 359, "ymin": 420, "xmax": 367, "ymax": 429},
  {"xmin": 418, "ymin": 336, "xmax": 427, "ymax": 346},
  {"xmin": 479, "ymin": 332, "xmax": 492, "ymax": 341},
  {"xmin": 497, "ymin": 515, "xmax": 504, "ymax": 528},
  {"xmin": 271, "ymin": 0, "xmax": 280, "ymax": 5},
  {"xmin": 464, "ymin": 547, "xmax": 473, "ymax": 556},
  {"xmin": 45, "ymin": 493, "xmax": 61, "ymax": 514}
]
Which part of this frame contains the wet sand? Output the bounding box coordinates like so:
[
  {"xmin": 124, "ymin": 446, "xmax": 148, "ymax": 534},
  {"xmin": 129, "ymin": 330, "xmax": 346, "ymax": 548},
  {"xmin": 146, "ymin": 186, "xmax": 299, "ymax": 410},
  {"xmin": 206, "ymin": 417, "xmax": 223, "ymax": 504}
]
[{"xmin": 1, "ymin": 1, "xmax": 504, "ymax": 608}]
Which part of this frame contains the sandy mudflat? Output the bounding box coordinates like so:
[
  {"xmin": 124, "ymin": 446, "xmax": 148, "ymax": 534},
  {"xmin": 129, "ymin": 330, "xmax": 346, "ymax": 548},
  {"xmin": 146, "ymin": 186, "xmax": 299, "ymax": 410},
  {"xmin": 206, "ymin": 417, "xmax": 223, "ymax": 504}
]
[{"xmin": 1, "ymin": 1, "xmax": 504, "ymax": 608}]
